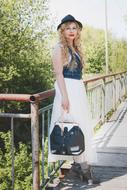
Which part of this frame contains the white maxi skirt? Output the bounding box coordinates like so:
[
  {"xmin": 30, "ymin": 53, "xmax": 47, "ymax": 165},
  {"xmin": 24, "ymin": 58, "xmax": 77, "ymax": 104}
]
[{"xmin": 48, "ymin": 78, "xmax": 97, "ymax": 165}]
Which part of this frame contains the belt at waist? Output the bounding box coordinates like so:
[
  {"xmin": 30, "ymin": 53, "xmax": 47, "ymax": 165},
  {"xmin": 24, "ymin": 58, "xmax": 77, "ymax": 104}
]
[{"xmin": 63, "ymin": 74, "xmax": 82, "ymax": 80}]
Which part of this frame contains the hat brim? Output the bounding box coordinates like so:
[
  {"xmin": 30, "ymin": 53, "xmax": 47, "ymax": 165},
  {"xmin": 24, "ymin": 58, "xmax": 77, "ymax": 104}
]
[{"xmin": 57, "ymin": 20, "xmax": 82, "ymax": 30}]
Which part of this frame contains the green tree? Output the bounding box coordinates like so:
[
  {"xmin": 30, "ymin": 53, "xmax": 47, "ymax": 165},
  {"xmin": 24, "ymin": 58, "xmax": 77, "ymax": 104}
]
[
  {"xmin": 0, "ymin": 0, "xmax": 55, "ymax": 150},
  {"xmin": 109, "ymin": 39, "xmax": 127, "ymax": 72},
  {"xmin": 0, "ymin": 131, "xmax": 50, "ymax": 190},
  {"xmin": 0, "ymin": 0, "xmax": 53, "ymax": 95},
  {"xmin": 0, "ymin": 0, "xmax": 54, "ymax": 114},
  {"xmin": 81, "ymin": 26, "xmax": 127, "ymax": 74},
  {"xmin": 0, "ymin": 131, "xmax": 32, "ymax": 190},
  {"xmin": 81, "ymin": 26, "xmax": 106, "ymax": 74}
]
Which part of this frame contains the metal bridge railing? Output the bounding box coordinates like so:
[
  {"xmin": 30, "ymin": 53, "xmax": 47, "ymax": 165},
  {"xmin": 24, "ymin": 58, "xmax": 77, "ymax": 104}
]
[
  {"xmin": 0, "ymin": 71, "xmax": 127, "ymax": 190},
  {"xmin": 85, "ymin": 71, "xmax": 127, "ymax": 126}
]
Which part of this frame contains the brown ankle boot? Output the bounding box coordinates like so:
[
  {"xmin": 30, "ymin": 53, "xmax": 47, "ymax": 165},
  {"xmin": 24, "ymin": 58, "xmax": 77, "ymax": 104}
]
[
  {"xmin": 71, "ymin": 162, "xmax": 100, "ymax": 185},
  {"xmin": 83, "ymin": 166, "xmax": 100, "ymax": 185},
  {"xmin": 80, "ymin": 163, "xmax": 100, "ymax": 185}
]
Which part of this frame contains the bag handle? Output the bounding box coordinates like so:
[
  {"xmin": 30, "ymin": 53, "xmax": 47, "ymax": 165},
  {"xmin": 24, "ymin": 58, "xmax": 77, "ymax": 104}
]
[{"xmin": 57, "ymin": 109, "xmax": 75, "ymax": 123}]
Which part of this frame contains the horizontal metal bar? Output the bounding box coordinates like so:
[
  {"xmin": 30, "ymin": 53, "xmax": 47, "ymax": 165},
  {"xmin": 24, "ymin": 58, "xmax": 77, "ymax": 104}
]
[
  {"xmin": 84, "ymin": 71, "xmax": 127, "ymax": 84},
  {"xmin": 0, "ymin": 72, "xmax": 126, "ymax": 103},
  {"xmin": 0, "ymin": 113, "xmax": 31, "ymax": 118},
  {"xmin": 30, "ymin": 89, "xmax": 55, "ymax": 102},
  {"xmin": 0, "ymin": 94, "xmax": 31, "ymax": 102}
]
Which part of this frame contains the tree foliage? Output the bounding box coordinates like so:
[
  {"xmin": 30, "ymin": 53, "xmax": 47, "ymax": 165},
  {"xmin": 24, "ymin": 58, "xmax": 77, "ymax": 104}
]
[
  {"xmin": 0, "ymin": 131, "xmax": 50, "ymax": 190},
  {"xmin": 82, "ymin": 26, "xmax": 105, "ymax": 73},
  {"xmin": 81, "ymin": 26, "xmax": 127, "ymax": 74},
  {"xmin": 0, "ymin": 131, "xmax": 32, "ymax": 190},
  {"xmin": 109, "ymin": 38, "xmax": 127, "ymax": 72},
  {"xmin": 0, "ymin": 0, "xmax": 54, "ymax": 114},
  {"xmin": 0, "ymin": 0, "xmax": 53, "ymax": 95}
]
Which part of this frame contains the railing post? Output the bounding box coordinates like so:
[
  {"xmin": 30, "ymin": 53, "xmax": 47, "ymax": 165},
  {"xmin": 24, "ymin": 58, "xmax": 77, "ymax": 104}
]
[
  {"xmin": 125, "ymin": 73, "xmax": 127, "ymax": 94},
  {"xmin": 101, "ymin": 78, "xmax": 106, "ymax": 122},
  {"xmin": 112, "ymin": 75, "xmax": 116, "ymax": 111},
  {"xmin": 31, "ymin": 102, "xmax": 40, "ymax": 190},
  {"xmin": 123, "ymin": 73, "xmax": 126, "ymax": 96},
  {"xmin": 119, "ymin": 74, "xmax": 123, "ymax": 102},
  {"xmin": 11, "ymin": 117, "xmax": 15, "ymax": 190}
]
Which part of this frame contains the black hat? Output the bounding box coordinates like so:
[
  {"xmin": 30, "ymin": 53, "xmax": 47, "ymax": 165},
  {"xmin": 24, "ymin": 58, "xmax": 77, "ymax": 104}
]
[{"xmin": 57, "ymin": 14, "xmax": 83, "ymax": 30}]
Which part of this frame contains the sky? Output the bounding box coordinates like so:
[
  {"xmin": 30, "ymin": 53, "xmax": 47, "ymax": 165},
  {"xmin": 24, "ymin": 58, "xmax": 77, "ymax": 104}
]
[{"xmin": 49, "ymin": 0, "xmax": 127, "ymax": 39}]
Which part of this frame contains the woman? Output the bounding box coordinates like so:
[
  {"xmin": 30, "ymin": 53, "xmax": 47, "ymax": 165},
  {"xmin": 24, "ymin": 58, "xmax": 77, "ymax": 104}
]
[{"xmin": 48, "ymin": 15, "xmax": 99, "ymax": 185}]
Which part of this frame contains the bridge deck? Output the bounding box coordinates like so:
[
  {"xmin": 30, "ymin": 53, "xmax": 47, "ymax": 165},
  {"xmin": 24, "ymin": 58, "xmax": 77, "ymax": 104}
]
[
  {"xmin": 58, "ymin": 166, "xmax": 127, "ymax": 190},
  {"xmin": 55, "ymin": 100, "xmax": 127, "ymax": 189},
  {"xmin": 94, "ymin": 100, "xmax": 127, "ymax": 167}
]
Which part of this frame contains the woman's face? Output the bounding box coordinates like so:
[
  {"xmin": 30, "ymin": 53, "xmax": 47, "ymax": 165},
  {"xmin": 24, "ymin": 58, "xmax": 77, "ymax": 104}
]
[{"xmin": 63, "ymin": 22, "xmax": 78, "ymax": 42}]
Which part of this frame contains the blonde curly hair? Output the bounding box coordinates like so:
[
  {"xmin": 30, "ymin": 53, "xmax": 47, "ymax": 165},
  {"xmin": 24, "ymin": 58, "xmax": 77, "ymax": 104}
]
[{"xmin": 58, "ymin": 22, "xmax": 84, "ymax": 70}]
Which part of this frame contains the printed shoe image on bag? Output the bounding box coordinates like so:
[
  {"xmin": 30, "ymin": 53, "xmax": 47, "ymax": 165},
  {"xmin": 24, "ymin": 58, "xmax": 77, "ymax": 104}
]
[{"xmin": 50, "ymin": 123, "xmax": 85, "ymax": 155}]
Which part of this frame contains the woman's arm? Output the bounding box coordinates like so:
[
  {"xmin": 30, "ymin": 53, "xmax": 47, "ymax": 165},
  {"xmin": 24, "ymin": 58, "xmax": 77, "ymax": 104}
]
[{"xmin": 52, "ymin": 44, "xmax": 69, "ymax": 112}]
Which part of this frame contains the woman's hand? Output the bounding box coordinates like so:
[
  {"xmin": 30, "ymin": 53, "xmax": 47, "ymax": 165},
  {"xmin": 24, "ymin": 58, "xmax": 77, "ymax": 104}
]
[{"xmin": 61, "ymin": 96, "xmax": 70, "ymax": 113}]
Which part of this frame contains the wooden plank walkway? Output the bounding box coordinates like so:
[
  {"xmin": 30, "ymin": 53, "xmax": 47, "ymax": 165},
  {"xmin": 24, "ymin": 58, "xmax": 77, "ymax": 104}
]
[{"xmin": 55, "ymin": 100, "xmax": 127, "ymax": 190}]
